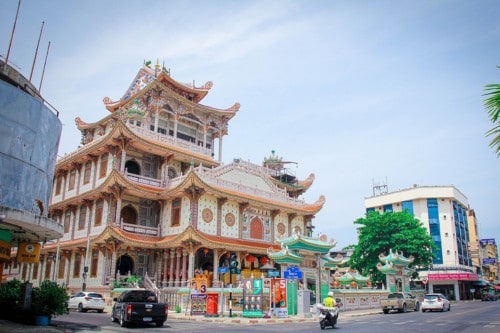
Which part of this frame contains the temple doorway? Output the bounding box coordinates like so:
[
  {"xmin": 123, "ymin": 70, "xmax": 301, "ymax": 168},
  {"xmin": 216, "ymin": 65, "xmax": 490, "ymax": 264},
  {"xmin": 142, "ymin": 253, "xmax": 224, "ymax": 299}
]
[{"xmin": 116, "ymin": 254, "xmax": 134, "ymax": 276}]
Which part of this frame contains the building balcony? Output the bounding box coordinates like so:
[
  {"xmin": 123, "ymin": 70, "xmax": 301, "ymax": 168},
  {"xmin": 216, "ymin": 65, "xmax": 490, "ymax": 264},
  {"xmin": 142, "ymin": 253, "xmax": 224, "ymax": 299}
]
[{"xmin": 128, "ymin": 124, "xmax": 213, "ymax": 157}]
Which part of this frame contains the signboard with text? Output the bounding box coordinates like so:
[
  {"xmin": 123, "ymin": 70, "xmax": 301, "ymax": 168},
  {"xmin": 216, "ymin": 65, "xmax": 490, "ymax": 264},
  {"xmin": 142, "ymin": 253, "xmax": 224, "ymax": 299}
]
[
  {"xmin": 428, "ymin": 273, "xmax": 478, "ymax": 281},
  {"xmin": 483, "ymin": 258, "xmax": 497, "ymax": 265},
  {"xmin": 17, "ymin": 243, "xmax": 41, "ymax": 263},
  {"xmin": 480, "ymin": 239, "xmax": 496, "ymax": 246},
  {"xmin": 284, "ymin": 266, "xmax": 302, "ymax": 279}
]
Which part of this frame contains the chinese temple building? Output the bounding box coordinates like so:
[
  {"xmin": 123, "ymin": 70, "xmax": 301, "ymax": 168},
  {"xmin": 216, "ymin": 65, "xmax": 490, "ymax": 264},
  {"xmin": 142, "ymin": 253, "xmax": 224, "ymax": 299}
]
[
  {"xmin": 12, "ymin": 60, "xmax": 327, "ymax": 295},
  {"xmin": 377, "ymin": 249, "xmax": 414, "ymax": 292}
]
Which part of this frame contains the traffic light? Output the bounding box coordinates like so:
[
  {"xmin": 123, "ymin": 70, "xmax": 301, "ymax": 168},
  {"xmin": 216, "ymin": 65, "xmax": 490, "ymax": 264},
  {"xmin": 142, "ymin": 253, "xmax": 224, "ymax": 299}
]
[
  {"xmin": 230, "ymin": 253, "xmax": 238, "ymax": 268},
  {"xmin": 229, "ymin": 253, "xmax": 239, "ymax": 274}
]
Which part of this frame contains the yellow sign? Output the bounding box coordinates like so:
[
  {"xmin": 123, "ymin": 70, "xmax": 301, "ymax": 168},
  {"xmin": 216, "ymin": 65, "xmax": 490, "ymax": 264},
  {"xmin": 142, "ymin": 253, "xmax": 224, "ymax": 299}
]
[
  {"xmin": 17, "ymin": 242, "xmax": 41, "ymax": 263},
  {"xmin": 0, "ymin": 240, "xmax": 11, "ymax": 261}
]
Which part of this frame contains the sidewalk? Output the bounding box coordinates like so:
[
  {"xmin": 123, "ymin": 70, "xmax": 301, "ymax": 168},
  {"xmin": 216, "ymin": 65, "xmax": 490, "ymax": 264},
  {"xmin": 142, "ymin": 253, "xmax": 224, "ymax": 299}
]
[
  {"xmin": 167, "ymin": 306, "xmax": 381, "ymax": 324},
  {"xmin": 0, "ymin": 307, "xmax": 381, "ymax": 332}
]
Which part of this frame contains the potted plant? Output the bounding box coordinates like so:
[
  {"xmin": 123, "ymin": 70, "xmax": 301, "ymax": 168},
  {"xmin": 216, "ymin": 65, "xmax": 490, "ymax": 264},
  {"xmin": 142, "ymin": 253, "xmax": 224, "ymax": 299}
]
[{"xmin": 31, "ymin": 280, "xmax": 69, "ymax": 325}]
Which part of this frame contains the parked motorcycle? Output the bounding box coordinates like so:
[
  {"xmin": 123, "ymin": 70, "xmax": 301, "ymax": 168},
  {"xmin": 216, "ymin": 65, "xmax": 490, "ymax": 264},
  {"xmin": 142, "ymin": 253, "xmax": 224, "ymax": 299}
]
[{"xmin": 318, "ymin": 304, "xmax": 340, "ymax": 329}]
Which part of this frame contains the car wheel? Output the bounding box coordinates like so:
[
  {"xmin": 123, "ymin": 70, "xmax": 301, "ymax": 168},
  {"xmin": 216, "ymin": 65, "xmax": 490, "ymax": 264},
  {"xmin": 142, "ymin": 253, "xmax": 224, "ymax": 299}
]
[
  {"xmin": 98, "ymin": 309, "xmax": 103, "ymax": 313},
  {"xmin": 120, "ymin": 312, "xmax": 127, "ymax": 327},
  {"xmin": 441, "ymin": 305, "xmax": 445, "ymax": 312},
  {"xmin": 414, "ymin": 303, "xmax": 420, "ymax": 311},
  {"xmin": 402, "ymin": 304, "xmax": 407, "ymax": 313},
  {"xmin": 155, "ymin": 321, "xmax": 164, "ymax": 327},
  {"xmin": 78, "ymin": 303, "xmax": 84, "ymax": 312},
  {"xmin": 448, "ymin": 304, "xmax": 451, "ymax": 311},
  {"xmin": 422, "ymin": 308, "xmax": 426, "ymax": 312},
  {"xmin": 383, "ymin": 309, "xmax": 389, "ymax": 314}
]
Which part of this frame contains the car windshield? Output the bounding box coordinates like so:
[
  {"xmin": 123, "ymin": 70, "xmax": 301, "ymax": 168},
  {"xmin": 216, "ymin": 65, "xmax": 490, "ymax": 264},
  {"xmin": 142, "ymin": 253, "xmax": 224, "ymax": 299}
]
[
  {"xmin": 88, "ymin": 293, "xmax": 103, "ymax": 298},
  {"xmin": 424, "ymin": 294, "xmax": 441, "ymax": 300}
]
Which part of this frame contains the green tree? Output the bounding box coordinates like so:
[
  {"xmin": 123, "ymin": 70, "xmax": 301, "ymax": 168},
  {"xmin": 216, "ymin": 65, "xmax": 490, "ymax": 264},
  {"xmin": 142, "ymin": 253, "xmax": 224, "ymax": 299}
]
[
  {"xmin": 484, "ymin": 73, "xmax": 500, "ymax": 157},
  {"xmin": 348, "ymin": 211, "xmax": 435, "ymax": 285}
]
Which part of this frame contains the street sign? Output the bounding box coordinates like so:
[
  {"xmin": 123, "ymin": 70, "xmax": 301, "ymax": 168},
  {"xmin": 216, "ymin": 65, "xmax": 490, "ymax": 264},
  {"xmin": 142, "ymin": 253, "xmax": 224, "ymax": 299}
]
[
  {"xmin": 218, "ymin": 267, "xmax": 229, "ymax": 273},
  {"xmin": 284, "ymin": 266, "xmax": 302, "ymax": 279},
  {"xmin": 268, "ymin": 270, "xmax": 280, "ymax": 277}
]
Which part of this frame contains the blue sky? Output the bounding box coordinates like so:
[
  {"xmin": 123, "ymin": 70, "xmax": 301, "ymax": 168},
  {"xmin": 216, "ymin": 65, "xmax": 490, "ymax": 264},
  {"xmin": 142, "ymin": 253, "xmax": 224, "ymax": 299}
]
[{"xmin": 2, "ymin": 0, "xmax": 499, "ymax": 250}]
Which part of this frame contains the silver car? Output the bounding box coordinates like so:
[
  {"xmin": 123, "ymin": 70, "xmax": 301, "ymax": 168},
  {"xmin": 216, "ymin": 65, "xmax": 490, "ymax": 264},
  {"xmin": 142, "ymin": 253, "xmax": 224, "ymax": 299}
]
[
  {"xmin": 68, "ymin": 291, "xmax": 105, "ymax": 312},
  {"xmin": 421, "ymin": 293, "xmax": 451, "ymax": 312}
]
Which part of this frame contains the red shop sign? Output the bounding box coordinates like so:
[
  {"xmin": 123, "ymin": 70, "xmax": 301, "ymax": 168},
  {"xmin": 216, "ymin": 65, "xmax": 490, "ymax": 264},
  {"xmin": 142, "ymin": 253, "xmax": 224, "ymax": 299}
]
[{"xmin": 428, "ymin": 273, "xmax": 478, "ymax": 281}]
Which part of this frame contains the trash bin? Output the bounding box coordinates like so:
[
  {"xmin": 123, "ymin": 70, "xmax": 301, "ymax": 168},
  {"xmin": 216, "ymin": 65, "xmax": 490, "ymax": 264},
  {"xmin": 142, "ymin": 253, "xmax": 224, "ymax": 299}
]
[{"xmin": 206, "ymin": 292, "xmax": 219, "ymax": 317}]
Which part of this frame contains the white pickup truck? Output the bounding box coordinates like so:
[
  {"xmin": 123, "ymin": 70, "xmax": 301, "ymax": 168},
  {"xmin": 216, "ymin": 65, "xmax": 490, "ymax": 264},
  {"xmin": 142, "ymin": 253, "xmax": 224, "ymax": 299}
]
[{"xmin": 380, "ymin": 292, "xmax": 420, "ymax": 314}]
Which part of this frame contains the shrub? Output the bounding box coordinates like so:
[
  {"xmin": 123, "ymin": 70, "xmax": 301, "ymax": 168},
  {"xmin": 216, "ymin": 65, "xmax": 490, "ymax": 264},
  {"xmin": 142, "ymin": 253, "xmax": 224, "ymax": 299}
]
[
  {"xmin": 0, "ymin": 279, "xmax": 22, "ymax": 319},
  {"xmin": 31, "ymin": 280, "xmax": 69, "ymax": 318}
]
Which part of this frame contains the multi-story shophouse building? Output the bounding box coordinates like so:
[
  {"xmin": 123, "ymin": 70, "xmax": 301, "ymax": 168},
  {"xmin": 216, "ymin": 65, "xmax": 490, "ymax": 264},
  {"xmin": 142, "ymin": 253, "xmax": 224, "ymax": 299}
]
[
  {"xmin": 364, "ymin": 184, "xmax": 481, "ymax": 300},
  {"xmin": 479, "ymin": 238, "xmax": 499, "ymax": 285},
  {"xmin": 11, "ymin": 61, "xmax": 328, "ymax": 298}
]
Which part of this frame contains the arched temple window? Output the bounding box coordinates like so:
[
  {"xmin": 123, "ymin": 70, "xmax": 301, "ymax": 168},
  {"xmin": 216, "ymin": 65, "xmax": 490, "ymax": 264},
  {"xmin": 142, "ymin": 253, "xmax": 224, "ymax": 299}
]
[
  {"xmin": 121, "ymin": 205, "xmax": 138, "ymax": 225},
  {"xmin": 250, "ymin": 217, "xmax": 264, "ymax": 240},
  {"xmin": 125, "ymin": 160, "xmax": 140, "ymax": 175}
]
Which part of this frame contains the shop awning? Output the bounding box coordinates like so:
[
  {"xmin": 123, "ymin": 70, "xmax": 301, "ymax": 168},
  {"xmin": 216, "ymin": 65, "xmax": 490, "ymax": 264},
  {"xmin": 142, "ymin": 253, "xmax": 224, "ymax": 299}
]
[{"xmin": 473, "ymin": 279, "xmax": 491, "ymax": 286}]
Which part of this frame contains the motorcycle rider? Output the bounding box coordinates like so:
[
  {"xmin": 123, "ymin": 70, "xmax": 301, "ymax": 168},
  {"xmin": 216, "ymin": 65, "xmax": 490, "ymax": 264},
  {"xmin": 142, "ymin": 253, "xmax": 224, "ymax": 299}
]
[
  {"xmin": 319, "ymin": 291, "xmax": 338, "ymax": 329},
  {"xmin": 323, "ymin": 291, "xmax": 336, "ymax": 309}
]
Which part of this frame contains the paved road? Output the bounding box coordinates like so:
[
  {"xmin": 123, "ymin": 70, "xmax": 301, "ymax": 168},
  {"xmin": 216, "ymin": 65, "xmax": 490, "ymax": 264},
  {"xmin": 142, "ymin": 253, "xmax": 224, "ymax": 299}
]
[{"xmin": 5, "ymin": 300, "xmax": 498, "ymax": 332}]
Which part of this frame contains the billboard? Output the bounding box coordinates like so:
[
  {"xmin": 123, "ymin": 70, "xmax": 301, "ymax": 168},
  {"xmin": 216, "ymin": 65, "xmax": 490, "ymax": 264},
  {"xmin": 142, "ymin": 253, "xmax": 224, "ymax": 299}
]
[
  {"xmin": 270, "ymin": 278, "xmax": 288, "ymax": 318},
  {"xmin": 242, "ymin": 278, "xmax": 263, "ymax": 318}
]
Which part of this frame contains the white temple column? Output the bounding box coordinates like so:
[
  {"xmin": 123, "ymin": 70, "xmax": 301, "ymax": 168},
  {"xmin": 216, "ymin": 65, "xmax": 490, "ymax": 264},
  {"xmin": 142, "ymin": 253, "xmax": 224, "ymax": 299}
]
[
  {"xmin": 120, "ymin": 149, "xmax": 126, "ymax": 172},
  {"xmin": 218, "ymin": 134, "xmax": 223, "ymax": 162},
  {"xmin": 188, "ymin": 250, "xmax": 195, "ymax": 281},
  {"xmin": 154, "ymin": 106, "xmax": 159, "ymax": 132}
]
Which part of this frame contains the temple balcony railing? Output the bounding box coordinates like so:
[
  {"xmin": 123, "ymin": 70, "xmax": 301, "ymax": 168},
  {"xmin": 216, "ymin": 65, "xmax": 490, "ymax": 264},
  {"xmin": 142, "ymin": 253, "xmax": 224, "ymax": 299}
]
[
  {"xmin": 128, "ymin": 124, "xmax": 213, "ymax": 157},
  {"xmin": 120, "ymin": 219, "xmax": 160, "ymax": 237},
  {"xmin": 124, "ymin": 170, "xmax": 166, "ymax": 188}
]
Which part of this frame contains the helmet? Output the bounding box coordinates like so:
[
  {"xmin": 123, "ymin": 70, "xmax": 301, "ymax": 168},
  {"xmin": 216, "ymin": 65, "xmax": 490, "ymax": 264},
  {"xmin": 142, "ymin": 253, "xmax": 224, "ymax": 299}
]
[{"xmin": 328, "ymin": 291, "xmax": 334, "ymax": 297}]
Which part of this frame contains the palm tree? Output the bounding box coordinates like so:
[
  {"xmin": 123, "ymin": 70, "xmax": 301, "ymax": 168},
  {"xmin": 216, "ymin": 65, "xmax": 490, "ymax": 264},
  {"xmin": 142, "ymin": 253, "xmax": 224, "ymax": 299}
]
[{"xmin": 484, "ymin": 75, "xmax": 500, "ymax": 157}]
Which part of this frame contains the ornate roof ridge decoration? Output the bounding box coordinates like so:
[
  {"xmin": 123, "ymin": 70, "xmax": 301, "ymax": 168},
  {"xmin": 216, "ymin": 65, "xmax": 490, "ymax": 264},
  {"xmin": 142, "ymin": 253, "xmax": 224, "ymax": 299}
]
[
  {"xmin": 75, "ymin": 114, "xmax": 116, "ymax": 131},
  {"xmin": 335, "ymin": 271, "xmax": 371, "ymax": 283},
  {"xmin": 378, "ymin": 248, "xmax": 415, "ymax": 266},
  {"xmin": 101, "ymin": 62, "xmax": 237, "ymax": 114},
  {"xmin": 297, "ymin": 173, "xmax": 315, "ymax": 188},
  {"xmin": 57, "ymin": 119, "xmax": 218, "ymax": 168},
  {"xmin": 267, "ymin": 245, "xmax": 304, "ymax": 264},
  {"xmin": 181, "ymin": 166, "xmax": 325, "ymax": 213},
  {"xmin": 376, "ymin": 261, "xmax": 398, "ymax": 275},
  {"xmin": 276, "ymin": 230, "xmax": 335, "ymax": 254},
  {"xmin": 321, "ymin": 253, "xmax": 343, "ymax": 269}
]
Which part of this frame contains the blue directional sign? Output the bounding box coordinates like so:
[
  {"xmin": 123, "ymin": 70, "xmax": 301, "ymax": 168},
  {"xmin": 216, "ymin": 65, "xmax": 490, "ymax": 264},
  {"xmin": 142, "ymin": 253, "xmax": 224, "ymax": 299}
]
[
  {"xmin": 284, "ymin": 266, "xmax": 302, "ymax": 279},
  {"xmin": 218, "ymin": 266, "xmax": 229, "ymax": 273},
  {"xmin": 268, "ymin": 270, "xmax": 280, "ymax": 277}
]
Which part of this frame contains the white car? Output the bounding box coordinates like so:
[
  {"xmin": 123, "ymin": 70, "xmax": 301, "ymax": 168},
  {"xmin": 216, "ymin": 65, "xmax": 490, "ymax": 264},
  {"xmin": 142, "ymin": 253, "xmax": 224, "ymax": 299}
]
[
  {"xmin": 68, "ymin": 291, "xmax": 105, "ymax": 313},
  {"xmin": 421, "ymin": 293, "xmax": 451, "ymax": 312}
]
